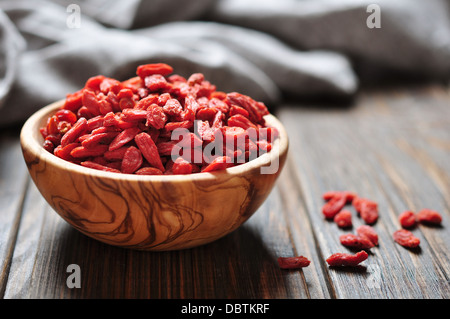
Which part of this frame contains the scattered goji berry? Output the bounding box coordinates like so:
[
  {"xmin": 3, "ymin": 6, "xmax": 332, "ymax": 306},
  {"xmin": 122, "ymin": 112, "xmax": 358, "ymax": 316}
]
[
  {"xmin": 322, "ymin": 191, "xmax": 356, "ymax": 202},
  {"xmin": 393, "ymin": 229, "xmax": 420, "ymax": 248},
  {"xmin": 339, "ymin": 233, "xmax": 374, "ymax": 250},
  {"xmin": 277, "ymin": 256, "xmax": 311, "ymax": 269},
  {"xmin": 360, "ymin": 200, "xmax": 378, "ymax": 224},
  {"xmin": 322, "ymin": 193, "xmax": 347, "ymax": 219},
  {"xmin": 416, "ymin": 209, "xmax": 442, "ymax": 226},
  {"xmin": 399, "ymin": 211, "xmax": 417, "ymax": 228},
  {"xmin": 326, "ymin": 251, "xmax": 368, "ymax": 267},
  {"xmin": 356, "ymin": 225, "xmax": 378, "ymax": 246}
]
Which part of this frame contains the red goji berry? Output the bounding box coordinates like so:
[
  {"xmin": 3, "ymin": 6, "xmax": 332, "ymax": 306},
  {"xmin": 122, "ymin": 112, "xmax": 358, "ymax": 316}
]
[
  {"xmin": 417, "ymin": 209, "xmax": 442, "ymax": 225},
  {"xmin": 121, "ymin": 146, "xmax": 143, "ymax": 174},
  {"xmin": 172, "ymin": 157, "xmax": 194, "ymax": 175},
  {"xmin": 70, "ymin": 144, "xmax": 109, "ymax": 158},
  {"xmin": 137, "ymin": 63, "xmax": 173, "ymax": 78},
  {"xmin": 55, "ymin": 109, "xmax": 77, "ymax": 124},
  {"xmin": 80, "ymin": 161, "xmax": 120, "ymax": 173},
  {"xmin": 399, "ymin": 210, "xmax": 417, "ymax": 228},
  {"xmin": 202, "ymin": 156, "xmax": 233, "ymax": 172},
  {"xmin": 60, "ymin": 117, "xmax": 88, "ymax": 147},
  {"xmin": 144, "ymin": 74, "xmax": 171, "ymax": 91},
  {"xmin": 339, "ymin": 233, "xmax": 374, "ymax": 250},
  {"xmin": 121, "ymin": 108, "xmax": 147, "ymax": 122},
  {"xmin": 103, "ymin": 146, "xmax": 129, "ymax": 161},
  {"xmin": 135, "ymin": 167, "xmax": 163, "ymax": 175},
  {"xmin": 134, "ymin": 132, "xmax": 165, "ymax": 172},
  {"xmin": 146, "ymin": 105, "xmax": 167, "ymax": 130},
  {"xmin": 334, "ymin": 210, "xmax": 352, "ymax": 228},
  {"xmin": 322, "ymin": 193, "xmax": 347, "ymax": 220},
  {"xmin": 227, "ymin": 114, "xmax": 257, "ymax": 130},
  {"xmin": 277, "ymin": 256, "xmax": 311, "ymax": 269},
  {"xmin": 108, "ymin": 127, "xmax": 141, "ymax": 151},
  {"xmin": 356, "ymin": 225, "xmax": 378, "ymax": 246},
  {"xmin": 358, "ymin": 199, "xmax": 378, "ymax": 225},
  {"xmin": 226, "ymin": 92, "xmax": 269, "ymax": 124},
  {"xmin": 63, "ymin": 89, "xmax": 83, "ymax": 112},
  {"xmin": 326, "ymin": 251, "xmax": 368, "ymax": 267},
  {"xmin": 323, "ymin": 191, "xmax": 356, "ymax": 202},
  {"xmin": 393, "ymin": 229, "xmax": 420, "ymax": 248}
]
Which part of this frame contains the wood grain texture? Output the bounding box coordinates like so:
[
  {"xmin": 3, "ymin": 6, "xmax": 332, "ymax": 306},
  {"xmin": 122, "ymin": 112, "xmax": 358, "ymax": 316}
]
[
  {"xmin": 1, "ymin": 84, "xmax": 449, "ymax": 299},
  {"xmin": 19, "ymin": 101, "xmax": 288, "ymax": 251},
  {"xmin": 278, "ymin": 84, "xmax": 450, "ymax": 298}
]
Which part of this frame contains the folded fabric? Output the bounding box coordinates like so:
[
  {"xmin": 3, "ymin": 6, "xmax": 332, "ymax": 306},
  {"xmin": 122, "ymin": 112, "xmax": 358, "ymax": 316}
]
[{"xmin": 0, "ymin": 0, "xmax": 449, "ymax": 128}]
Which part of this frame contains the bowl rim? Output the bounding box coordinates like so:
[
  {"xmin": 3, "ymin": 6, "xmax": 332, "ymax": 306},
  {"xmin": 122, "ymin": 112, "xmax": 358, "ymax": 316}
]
[{"xmin": 20, "ymin": 100, "xmax": 289, "ymax": 182}]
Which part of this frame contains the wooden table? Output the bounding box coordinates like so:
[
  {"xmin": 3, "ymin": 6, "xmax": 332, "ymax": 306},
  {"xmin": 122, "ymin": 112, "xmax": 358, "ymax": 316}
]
[{"xmin": 0, "ymin": 84, "xmax": 449, "ymax": 300}]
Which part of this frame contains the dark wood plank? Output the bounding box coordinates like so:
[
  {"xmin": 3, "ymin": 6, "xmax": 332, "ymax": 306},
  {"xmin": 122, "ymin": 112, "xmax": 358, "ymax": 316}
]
[
  {"xmin": 0, "ymin": 130, "xmax": 29, "ymax": 297},
  {"xmin": 277, "ymin": 84, "xmax": 450, "ymax": 298}
]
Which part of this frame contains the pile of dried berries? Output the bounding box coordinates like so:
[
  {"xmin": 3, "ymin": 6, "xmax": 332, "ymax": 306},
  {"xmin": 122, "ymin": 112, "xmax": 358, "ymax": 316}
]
[
  {"xmin": 278, "ymin": 190, "xmax": 443, "ymax": 270},
  {"xmin": 40, "ymin": 63, "xmax": 279, "ymax": 175}
]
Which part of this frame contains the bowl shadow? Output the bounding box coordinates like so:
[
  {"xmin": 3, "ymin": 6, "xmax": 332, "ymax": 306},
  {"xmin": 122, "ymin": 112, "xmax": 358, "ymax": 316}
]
[{"xmin": 53, "ymin": 219, "xmax": 286, "ymax": 299}]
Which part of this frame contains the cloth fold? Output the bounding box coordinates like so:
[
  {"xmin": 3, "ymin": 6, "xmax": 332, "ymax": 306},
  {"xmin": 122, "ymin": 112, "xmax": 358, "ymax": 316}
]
[{"xmin": 0, "ymin": 0, "xmax": 449, "ymax": 128}]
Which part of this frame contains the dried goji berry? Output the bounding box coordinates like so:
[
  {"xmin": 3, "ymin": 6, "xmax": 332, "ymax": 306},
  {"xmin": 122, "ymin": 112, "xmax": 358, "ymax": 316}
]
[
  {"xmin": 399, "ymin": 210, "xmax": 417, "ymax": 228},
  {"xmin": 144, "ymin": 74, "xmax": 171, "ymax": 91},
  {"xmin": 70, "ymin": 144, "xmax": 109, "ymax": 158},
  {"xmin": 134, "ymin": 132, "xmax": 165, "ymax": 172},
  {"xmin": 135, "ymin": 167, "xmax": 163, "ymax": 175},
  {"xmin": 359, "ymin": 199, "xmax": 379, "ymax": 225},
  {"xmin": 202, "ymin": 156, "xmax": 233, "ymax": 172},
  {"xmin": 356, "ymin": 225, "xmax": 378, "ymax": 246},
  {"xmin": 323, "ymin": 191, "xmax": 356, "ymax": 202},
  {"xmin": 137, "ymin": 63, "xmax": 173, "ymax": 78},
  {"xmin": 277, "ymin": 256, "xmax": 311, "ymax": 269},
  {"xmin": 393, "ymin": 229, "xmax": 420, "ymax": 248},
  {"xmin": 339, "ymin": 233, "xmax": 374, "ymax": 250},
  {"xmin": 322, "ymin": 193, "xmax": 347, "ymax": 219},
  {"xmin": 108, "ymin": 127, "xmax": 141, "ymax": 151},
  {"xmin": 326, "ymin": 251, "xmax": 368, "ymax": 267},
  {"xmin": 121, "ymin": 108, "xmax": 147, "ymax": 122},
  {"xmin": 121, "ymin": 146, "xmax": 143, "ymax": 174},
  {"xmin": 334, "ymin": 210, "xmax": 352, "ymax": 228},
  {"xmin": 60, "ymin": 117, "xmax": 88, "ymax": 147},
  {"xmin": 63, "ymin": 89, "xmax": 83, "ymax": 112},
  {"xmin": 146, "ymin": 105, "xmax": 167, "ymax": 130},
  {"xmin": 104, "ymin": 146, "xmax": 129, "ymax": 161},
  {"xmin": 163, "ymin": 98, "xmax": 183, "ymax": 117},
  {"xmin": 416, "ymin": 209, "xmax": 442, "ymax": 225},
  {"xmin": 227, "ymin": 114, "xmax": 257, "ymax": 130},
  {"xmin": 55, "ymin": 109, "xmax": 77, "ymax": 124},
  {"xmin": 172, "ymin": 157, "xmax": 194, "ymax": 175},
  {"xmin": 54, "ymin": 142, "xmax": 79, "ymax": 162},
  {"xmin": 226, "ymin": 92, "xmax": 268, "ymax": 124},
  {"xmin": 80, "ymin": 161, "xmax": 120, "ymax": 173}
]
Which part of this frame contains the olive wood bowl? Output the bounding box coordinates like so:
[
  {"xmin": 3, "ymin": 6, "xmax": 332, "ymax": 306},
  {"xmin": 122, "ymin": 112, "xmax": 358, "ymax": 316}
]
[{"xmin": 20, "ymin": 100, "xmax": 289, "ymax": 251}]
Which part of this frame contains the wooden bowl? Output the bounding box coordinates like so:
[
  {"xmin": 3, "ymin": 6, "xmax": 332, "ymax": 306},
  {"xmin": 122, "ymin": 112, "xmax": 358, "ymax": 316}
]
[{"xmin": 20, "ymin": 100, "xmax": 289, "ymax": 251}]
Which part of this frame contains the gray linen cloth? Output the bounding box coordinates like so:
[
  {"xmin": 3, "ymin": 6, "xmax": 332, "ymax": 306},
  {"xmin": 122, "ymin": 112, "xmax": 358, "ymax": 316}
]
[{"xmin": 0, "ymin": 0, "xmax": 449, "ymax": 128}]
